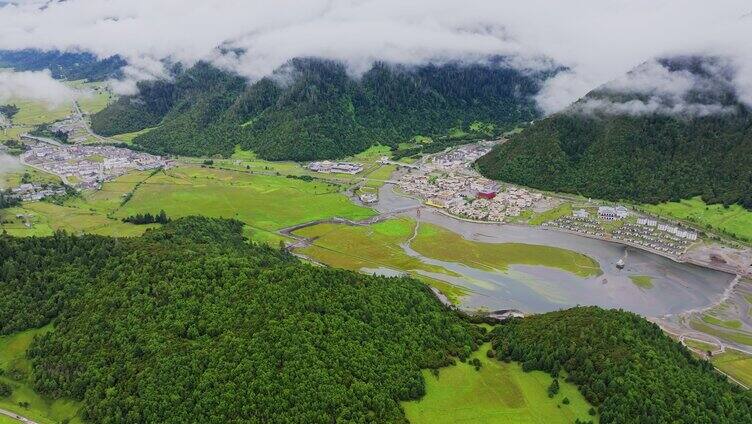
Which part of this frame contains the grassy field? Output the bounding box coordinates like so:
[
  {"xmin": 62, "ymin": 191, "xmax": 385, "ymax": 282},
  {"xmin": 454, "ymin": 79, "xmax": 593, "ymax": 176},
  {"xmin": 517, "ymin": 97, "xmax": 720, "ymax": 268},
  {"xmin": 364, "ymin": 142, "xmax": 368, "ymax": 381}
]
[
  {"xmin": 712, "ymin": 349, "xmax": 752, "ymax": 388},
  {"xmin": 2, "ymin": 164, "xmax": 376, "ymax": 245},
  {"xmin": 690, "ymin": 320, "xmax": 752, "ymax": 346},
  {"xmin": 411, "ymin": 223, "xmax": 602, "ymax": 277},
  {"xmin": 528, "ymin": 202, "xmax": 572, "ymax": 226},
  {"xmin": 683, "ymin": 338, "xmax": 719, "ymax": 353},
  {"xmin": 67, "ymin": 80, "xmax": 113, "ymax": 114},
  {"xmin": 0, "ymin": 201, "xmax": 153, "ymax": 237},
  {"xmin": 111, "ymin": 126, "xmax": 156, "ymax": 143},
  {"xmin": 294, "ymin": 219, "xmax": 468, "ymax": 303},
  {"xmin": 0, "ymin": 327, "xmax": 82, "ymax": 424},
  {"xmin": 0, "ymin": 166, "xmax": 60, "ymax": 190},
  {"xmin": 403, "ymin": 343, "xmax": 596, "ymax": 424},
  {"xmin": 117, "ymin": 165, "xmax": 375, "ymax": 233},
  {"xmin": 643, "ymin": 197, "xmax": 752, "ymax": 242},
  {"xmin": 701, "ymin": 314, "xmax": 743, "ymax": 330},
  {"xmin": 628, "ymin": 275, "xmax": 654, "ymax": 289}
]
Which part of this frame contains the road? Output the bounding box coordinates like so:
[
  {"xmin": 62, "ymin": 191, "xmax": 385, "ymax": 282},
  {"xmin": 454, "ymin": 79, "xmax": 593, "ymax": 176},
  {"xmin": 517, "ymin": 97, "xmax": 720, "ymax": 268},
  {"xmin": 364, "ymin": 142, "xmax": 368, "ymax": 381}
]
[{"xmin": 0, "ymin": 407, "xmax": 38, "ymax": 424}]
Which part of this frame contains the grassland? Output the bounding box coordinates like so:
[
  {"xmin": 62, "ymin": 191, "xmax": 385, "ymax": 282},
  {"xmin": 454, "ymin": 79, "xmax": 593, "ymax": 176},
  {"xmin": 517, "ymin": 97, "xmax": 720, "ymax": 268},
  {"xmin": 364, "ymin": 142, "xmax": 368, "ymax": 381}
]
[
  {"xmin": 293, "ymin": 219, "xmax": 468, "ymax": 303},
  {"xmin": 117, "ymin": 165, "xmax": 375, "ymax": 232},
  {"xmin": 701, "ymin": 314, "xmax": 743, "ymax": 330},
  {"xmin": 402, "ymin": 343, "xmax": 596, "ymax": 424},
  {"xmin": 690, "ymin": 320, "xmax": 752, "ymax": 346},
  {"xmin": 683, "ymin": 338, "xmax": 719, "ymax": 353},
  {"xmin": 111, "ymin": 126, "xmax": 156, "ymax": 143},
  {"xmin": 529, "ymin": 202, "xmax": 572, "ymax": 226},
  {"xmin": 67, "ymin": 80, "xmax": 113, "ymax": 115},
  {"xmin": 0, "ymin": 327, "xmax": 82, "ymax": 424},
  {"xmin": 712, "ymin": 349, "xmax": 752, "ymax": 388},
  {"xmin": 643, "ymin": 197, "xmax": 752, "ymax": 242},
  {"xmin": 411, "ymin": 223, "xmax": 602, "ymax": 277},
  {"xmin": 629, "ymin": 275, "xmax": 654, "ymax": 289}
]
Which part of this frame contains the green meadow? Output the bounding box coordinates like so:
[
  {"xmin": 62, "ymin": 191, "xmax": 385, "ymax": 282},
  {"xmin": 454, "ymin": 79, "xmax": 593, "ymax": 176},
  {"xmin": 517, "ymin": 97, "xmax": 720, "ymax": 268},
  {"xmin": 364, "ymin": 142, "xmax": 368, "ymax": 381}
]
[
  {"xmin": 629, "ymin": 275, "xmax": 654, "ymax": 289},
  {"xmin": 294, "ymin": 218, "xmax": 602, "ymax": 302},
  {"xmin": 116, "ymin": 165, "xmax": 375, "ymax": 232},
  {"xmin": 411, "ymin": 223, "xmax": 602, "ymax": 277},
  {"xmin": 294, "ymin": 219, "xmax": 468, "ymax": 303},
  {"xmin": 701, "ymin": 314, "xmax": 743, "ymax": 330},
  {"xmin": 0, "ymin": 327, "xmax": 83, "ymax": 424},
  {"xmin": 643, "ymin": 197, "xmax": 752, "ymax": 242},
  {"xmin": 403, "ymin": 343, "xmax": 596, "ymax": 424},
  {"xmin": 690, "ymin": 320, "xmax": 752, "ymax": 346},
  {"xmin": 712, "ymin": 349, "xmax": 752, "ymax": 388}
]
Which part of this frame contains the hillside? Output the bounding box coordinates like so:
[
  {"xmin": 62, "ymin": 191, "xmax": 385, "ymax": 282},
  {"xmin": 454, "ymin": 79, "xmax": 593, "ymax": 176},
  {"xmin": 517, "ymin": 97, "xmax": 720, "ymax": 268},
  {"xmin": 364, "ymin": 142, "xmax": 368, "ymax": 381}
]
[
  {"xmin": 0, "ymin": 49, "xmax": 125, "ymax": 81},
  {"xmin": 1, "ymin": 218, "xmax": 749, "ymax": 422},
  {"xmin": 477, "ymin": 57, "xmax": 752, "ymax": 209},
  {"xmin": 91, "ymin": 58, "xmax": 550, "ymax": 160},
  {"xmin": 491, "ymin": 307, "xmax": 752, "ymax": 423},
  {"xmin": 1, "ymin": 217, "xmax": 481, "ymax": 423}
]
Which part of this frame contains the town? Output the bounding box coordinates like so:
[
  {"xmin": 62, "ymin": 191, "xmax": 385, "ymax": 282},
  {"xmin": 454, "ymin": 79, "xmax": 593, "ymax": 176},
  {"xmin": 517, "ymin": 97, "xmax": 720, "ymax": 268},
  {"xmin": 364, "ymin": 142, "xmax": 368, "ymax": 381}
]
[
  {"xmin": 20, "ymin": 143, "xmax": 168, "ymax": 190},
  {"xmin": 396, "ymin": 141, "xmax": 548, "ymax": 222}
]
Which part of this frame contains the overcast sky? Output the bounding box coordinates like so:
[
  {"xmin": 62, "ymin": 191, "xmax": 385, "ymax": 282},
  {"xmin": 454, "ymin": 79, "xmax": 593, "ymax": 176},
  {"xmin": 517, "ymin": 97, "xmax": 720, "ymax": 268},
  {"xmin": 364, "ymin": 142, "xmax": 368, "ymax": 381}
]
[{"xmin": 0, "ymin": 0, "xmax": 749, "ymax": 114}]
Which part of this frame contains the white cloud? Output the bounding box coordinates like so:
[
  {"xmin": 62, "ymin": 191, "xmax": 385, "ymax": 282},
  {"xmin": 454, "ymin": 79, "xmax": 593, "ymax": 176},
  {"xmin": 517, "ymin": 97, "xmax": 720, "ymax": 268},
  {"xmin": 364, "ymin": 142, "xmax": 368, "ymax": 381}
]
[
  {"xmin": 0, "ymin": 152, "xmax": 23, "ymax": 183},
  {"xmin": 0, "ymin": 69, "xmax": 79, "ymax": 105},
  {"xmin": 0, "ymin": 0, "xmax": 750, "ymax": 114}
]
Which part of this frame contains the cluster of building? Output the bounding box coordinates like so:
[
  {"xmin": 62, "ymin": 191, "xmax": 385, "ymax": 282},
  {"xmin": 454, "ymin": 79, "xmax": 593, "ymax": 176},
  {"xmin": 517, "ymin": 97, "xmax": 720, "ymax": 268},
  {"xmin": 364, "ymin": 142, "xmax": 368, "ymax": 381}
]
[
  {"xmin": 21, "ymin": 144, "xmax": 167, "ymax": 190},
  {"xmin": 542, "ymin": 215, "xmax": 605, "ymax": 237},
  {"xmin": 542, "ymin": 206, "xmax": 699, "ymax": 257},
  {"xmin": 612, "ymin": 222, "xmax": 695, "ymax": 256},
  {"xmin": 307, "ymin": 161, "xmax": 363, "ymax": 174},
  {"xmin": 8, "ymin": 183, "xmax": 66, "ymax": 202},
  {"xmin": 398, "ymin": 172, "xmax": 544, "ymax": 222},
  {"xmin": 428, "ymin": 142, "xmax": 495, "ymax": 172}
]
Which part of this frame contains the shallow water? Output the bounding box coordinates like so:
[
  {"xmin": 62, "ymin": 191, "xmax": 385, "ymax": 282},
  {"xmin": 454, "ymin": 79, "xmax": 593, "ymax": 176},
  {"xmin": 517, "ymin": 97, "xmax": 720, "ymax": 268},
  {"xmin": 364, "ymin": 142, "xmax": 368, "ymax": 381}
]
[{"xmin": 375, "ymin": 182, "xmax": 734, "ymax": 317}]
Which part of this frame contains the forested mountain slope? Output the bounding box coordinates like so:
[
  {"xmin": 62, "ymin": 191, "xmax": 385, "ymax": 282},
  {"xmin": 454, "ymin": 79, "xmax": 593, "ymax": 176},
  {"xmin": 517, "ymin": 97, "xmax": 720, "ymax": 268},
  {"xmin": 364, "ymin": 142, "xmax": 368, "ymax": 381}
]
[
  {"xmin": 91, "ymin": 58, "xmax": 550, "ymax": 160},
  {"xmin": 477, "ymin": 57, "xmax": 752, "ymax": 209},
  {"xmin": 0, "ymin": 49, "xmax": 126, "ymax": 81},
  {"xmin": 492, "ymin": 307, "xmax": 752, "ymax": 423},
  {"xmin": 1, "ymin": 217, "xmax": 749, "ymax": 422},
  {"xmin": 0, "ymin": 217, "xmax": 481, "ymax": 423}
]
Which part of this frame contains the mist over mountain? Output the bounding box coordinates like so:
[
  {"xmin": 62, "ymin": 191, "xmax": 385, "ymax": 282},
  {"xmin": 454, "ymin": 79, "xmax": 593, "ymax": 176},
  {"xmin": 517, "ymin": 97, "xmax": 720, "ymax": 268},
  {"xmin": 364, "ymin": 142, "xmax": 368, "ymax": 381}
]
[
  {"xmin": 92, "ymin": 58, "xmax": 553, "ymax": 160},
  {"xmin": 477, "ymin": 56, "xmax": 752, "ymax": 209}
]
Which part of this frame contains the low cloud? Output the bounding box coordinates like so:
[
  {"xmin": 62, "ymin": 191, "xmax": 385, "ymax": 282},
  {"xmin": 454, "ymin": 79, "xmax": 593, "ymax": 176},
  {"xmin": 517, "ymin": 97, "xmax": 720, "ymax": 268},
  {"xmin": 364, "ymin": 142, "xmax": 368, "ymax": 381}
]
[
  {"xmin": 0, "ymin": 1, "xmax": 750, "ymax": 115},
  {"xmin": 569, "ymin": 58, "xmax": 741, "ymax": 117},
  {"xmin": 0, "ymin": 152, "xmax": 23, "ymax": 185},
  {"xmin": 0, "ymin": 69, "xmax": 79, "ymax": 106}
]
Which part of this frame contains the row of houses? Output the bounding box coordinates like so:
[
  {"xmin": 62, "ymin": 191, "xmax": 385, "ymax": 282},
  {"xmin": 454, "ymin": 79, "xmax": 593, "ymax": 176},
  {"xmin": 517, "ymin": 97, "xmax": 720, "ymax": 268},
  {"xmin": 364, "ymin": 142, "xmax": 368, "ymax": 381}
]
[{"xmin": 308, "ymin": 161, "xmax": 363, "ymax": 174}]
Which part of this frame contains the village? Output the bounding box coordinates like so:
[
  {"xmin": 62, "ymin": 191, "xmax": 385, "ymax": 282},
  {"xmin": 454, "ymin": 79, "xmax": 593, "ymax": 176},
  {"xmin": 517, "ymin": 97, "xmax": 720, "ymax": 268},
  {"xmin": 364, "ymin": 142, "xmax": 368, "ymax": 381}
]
[
  {"xmin": 395, "ymin": 141, "xmax": 547, "ymax": 222},
  {"xmin": 20, "ymin": 143, "xmax": 168, "ymax": 190},
  {"xmin": 543, "ymin": 207, "xmax": 699, "ymax": 256}
]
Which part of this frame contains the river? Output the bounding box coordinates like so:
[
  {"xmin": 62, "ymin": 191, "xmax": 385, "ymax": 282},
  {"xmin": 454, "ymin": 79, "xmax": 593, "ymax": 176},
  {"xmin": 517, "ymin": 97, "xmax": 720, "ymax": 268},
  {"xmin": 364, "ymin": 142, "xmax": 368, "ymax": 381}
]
[{"xmin": 372, "ymin": 180, "xmax": 735, "ymax": 318}]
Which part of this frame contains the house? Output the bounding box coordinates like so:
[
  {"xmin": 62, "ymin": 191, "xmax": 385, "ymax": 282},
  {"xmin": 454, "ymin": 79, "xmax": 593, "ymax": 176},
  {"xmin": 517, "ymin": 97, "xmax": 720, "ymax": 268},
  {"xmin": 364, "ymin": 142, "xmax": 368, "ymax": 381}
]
[
  {"xmin": 573, "ymin": 209, "xmax": 589, "ymax": 219},
  {"xmin": 614, "ymin": 206, "xmax": 630, "ymax": 219},
  {"xmin": 359, "ymin": 192, "xmax": 378, "ymax": 204},
  {"xmin": 598, "ymin": 206, "xmax": 618, "ymax": 220}
]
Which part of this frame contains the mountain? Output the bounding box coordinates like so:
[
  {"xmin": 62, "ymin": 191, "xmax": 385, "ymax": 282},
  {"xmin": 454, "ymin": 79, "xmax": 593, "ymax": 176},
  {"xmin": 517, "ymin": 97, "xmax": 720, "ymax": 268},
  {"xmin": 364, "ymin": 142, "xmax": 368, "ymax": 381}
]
[
  {"xmin": 477, "ymin": 57, "xmax": 752, "ymax": 209},
  {"xmin": 1, "ymin": 217, "xmax": 480, "ymax": 422},
  {"xmin": 2, "ymin": 218, "xmax": 749, "ymax": 422},
  {"xmin": 91, "ymin": 58, "xmax": 553, "ymax": 160},
  {"xmin": 0, "ymin": 49, "xmax": 126, "ymax": 81}
]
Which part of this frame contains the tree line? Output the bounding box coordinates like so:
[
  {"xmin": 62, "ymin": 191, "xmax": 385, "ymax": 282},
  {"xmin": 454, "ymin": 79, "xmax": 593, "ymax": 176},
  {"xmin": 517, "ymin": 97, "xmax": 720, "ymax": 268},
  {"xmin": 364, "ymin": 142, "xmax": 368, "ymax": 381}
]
[{"xmin": 90, "ymin": 59, "xmax": 547, "ymax": 161}]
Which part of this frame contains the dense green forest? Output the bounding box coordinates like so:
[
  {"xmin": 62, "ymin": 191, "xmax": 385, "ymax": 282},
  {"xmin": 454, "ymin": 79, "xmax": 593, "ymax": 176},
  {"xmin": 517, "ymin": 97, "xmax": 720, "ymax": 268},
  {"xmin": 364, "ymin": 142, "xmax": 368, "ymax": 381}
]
[
  {"xmin": 91, "ymin": 58, "xmax": 548, "ymax": 160},
  {"xmin": 477, "ymin": 58, "xmax": 752, "ymax": 209},
  {"xmin": 0, "ymin": 49, "xmax": 125, "ymax": 81},
  {"xmin": 1, "ymin": 217, "xmax": 481, "ymax": 423},
  {"xmin": 0, "ymin": 190, "xmax": 20, "ymax": 208},
  {"xmin": 1, "ymin": 217, "xmax": 749, "ymax": 422},
  {"xmin": 491, "ymin": 307, "xmax": 752, "ymax": 423}
]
